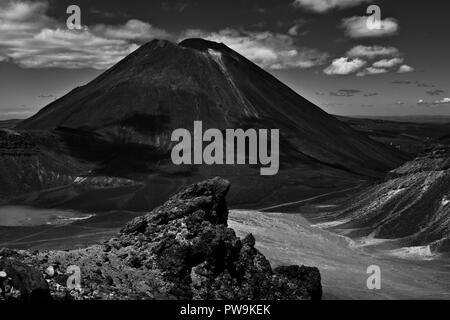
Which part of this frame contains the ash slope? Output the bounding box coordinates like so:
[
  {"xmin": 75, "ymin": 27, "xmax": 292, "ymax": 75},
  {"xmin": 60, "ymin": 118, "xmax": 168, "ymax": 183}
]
[
  {"xmin": 17, "ymin": 38, "xmax": 405, "ymax": 178},
  {"xmin": 319, "ymin": 146, "xmax": 450, "ymax": 254},
  {"xmin": 0, "ymin": 178, "xmax": 321, "ymax": 300}
]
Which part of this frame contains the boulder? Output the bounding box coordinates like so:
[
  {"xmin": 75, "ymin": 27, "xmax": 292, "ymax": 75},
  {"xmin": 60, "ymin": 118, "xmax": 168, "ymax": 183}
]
[{"xmin": 0, "ymin": 257, "xmax": 51, "ymax": 300}]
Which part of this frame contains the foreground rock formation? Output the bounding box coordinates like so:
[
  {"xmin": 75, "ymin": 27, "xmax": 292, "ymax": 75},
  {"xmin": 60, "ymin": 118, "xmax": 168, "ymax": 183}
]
[{"xmin": 0, "ymin": 177, "xmax": 321, "ymax": 300}]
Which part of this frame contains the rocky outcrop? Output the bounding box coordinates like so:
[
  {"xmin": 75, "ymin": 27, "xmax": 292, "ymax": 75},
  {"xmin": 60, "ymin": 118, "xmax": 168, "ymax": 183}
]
[
  {"xmin": 0, "ymin": 249, "xmax": 51, "ymax": 300},
  {"xmin": 0, "ymin": 177, "xmax": 321, "ymax": 300}
]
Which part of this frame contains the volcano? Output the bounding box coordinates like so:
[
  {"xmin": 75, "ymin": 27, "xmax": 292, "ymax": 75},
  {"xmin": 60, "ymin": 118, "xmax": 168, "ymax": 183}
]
[{"xmin": 17, "ymin": 38, "xmax": 406, "ymax": 179}]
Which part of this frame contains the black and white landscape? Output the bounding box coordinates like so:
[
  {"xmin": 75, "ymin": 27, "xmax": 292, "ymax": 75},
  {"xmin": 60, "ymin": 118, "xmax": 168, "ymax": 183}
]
[{"xmin": 0, "ymin": 0, "xmax": 449, "ymax": 301}]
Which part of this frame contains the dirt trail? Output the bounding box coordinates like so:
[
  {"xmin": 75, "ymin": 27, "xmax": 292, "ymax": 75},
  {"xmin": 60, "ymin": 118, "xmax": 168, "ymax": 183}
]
[{"xmin": 258, "ymin": 184, "xmax": 364, "ymax": 212}]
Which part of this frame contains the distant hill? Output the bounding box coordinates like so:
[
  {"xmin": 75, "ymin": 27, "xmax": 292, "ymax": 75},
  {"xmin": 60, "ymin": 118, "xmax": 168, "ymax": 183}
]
[
  {"xmin": 337, "ymin": 115, "xmax": 450, "ymax": 154},
  {"xmin": 341, "ymin": 115, "xmax": 450, "ymax": 124},
  {"xmin": 0, "ymin": 119, "xmax": 22, "ymax": 129}
]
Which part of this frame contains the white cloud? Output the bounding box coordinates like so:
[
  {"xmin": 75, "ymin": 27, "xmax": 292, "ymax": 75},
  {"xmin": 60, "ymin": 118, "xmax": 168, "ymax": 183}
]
[
  {"xmin": 181, "ymin": 28, "xmax": 329, "ymax": 70},
  {"xmin": 397, "ymin": 65, "xmax": 414, "ymax": 73},
  {"xmin": 341, "ymin": 16, "xmax": 399, "ymax": 38},
  {"xmin": 356, "ymin": 67, "xmax": 388, "ymax": 77},
  {"xmin": 7, "ymin": 28, "xmax": 140, "ymax": 69},
  {"xmin": 418, "ymin": 97, "xmax": 450, "ymax": 106},
  {"xmin": 92, "ymin": 19, "xmax": 171, "ymax": 42},
  {"xmin": 323, "ymin": 57, "xmax": 366, "ymax": 75},
  {"xmin": 434, "ymin": 97, "xmax": 450, "ymax": 104},
  {"xmin": 0, "ymin": 0, "xmax": 52, "ymax": 34},
  {"xmin": 0, "ymin": 1, "xmax": 49, "ymax": 23},
  {"xmin": 293, "ymin": 0, "xmax": 370, "ymax": 13},
  {"xmin": 0, "ymin": 1, "xmax": 328, "ymax": 71},
  {"xmin": 346, "ymin": 45, "xmax": 400, "ymax": 59},
  {"xmin": 372, "ymin": 58, "xmax": 403, "ymax": 69},
  {"xmin": 341, "ymin": 46, "xmax": 412, "ymax": 75},
  {"xmin": 288, "ymin": 24, "xmax": 300, "ymax": 36},
  {"xmin": 0, "ymin": 0, "xmax": 170, "ymax": 69}
]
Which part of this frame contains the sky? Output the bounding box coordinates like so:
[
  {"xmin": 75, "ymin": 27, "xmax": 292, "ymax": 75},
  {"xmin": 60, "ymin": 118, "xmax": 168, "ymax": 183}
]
[{"xmin": 1, "ymin": 0, "xmax": 450, "ymax": 120}]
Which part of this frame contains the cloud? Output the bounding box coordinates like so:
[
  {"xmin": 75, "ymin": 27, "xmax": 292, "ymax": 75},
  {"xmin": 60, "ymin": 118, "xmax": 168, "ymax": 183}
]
[
  {"xmin": 0, "ymin": 0, "xmax": 169, "ymax": 69},
  {"xmin": 426, "ymin": 89, "xmax": 444, "ymax": 96},
  {"xmin": 161, "ymin": 1, "xmax": 189, "ymax": 13},
  {"xmin": 3, "ymin": 27, "xmax": 141, "ymax": 69},
  {"xmin": 293, "ymin": 0, "xmax": 370, "ymax": 13},
  {"xmin": 397, "ymin": 65, "xmax": 414, "ymax": 73},
  {"xmin": 356, "ymin": 67, "xmax": 388, "ymax": 77},
  {"xmin": 89, "ymin": 8, "xmax": 131, "ymax": 19},
  {"xmin": 288, "ymin": 24, "xmax": 303, "ymax": 36},
  {"xmin": 330, "ymin": 89, "xmax": 361, "ymax": 97},
  {"xmin": 0, "ymin": 1, "xmax": 328, "ymax": 71},
  {"xmin": 182, "ymin": 28, "xmax": 329, "ymax": 70},
  {"xmin": 0, "ymin": 0, "xmax": 51, "ymax": 33},
  {"xmin": 372, "ymin": 58, "xmax": 403, "ymax": 68},
  {"xmin": 415, "ymin": 81, "xmax": 434, "ymax": 87},
  {"xmin": 38, "ymin": 94, "xmax": 55, "ymax": 98},
  {"xmin": 434, "ymin": 97, "xmax": 450, "ymax": 104},
  {"xmin": 341, "ymin": 16, "xmax": 399, "ymax": 38},
  {"xmin": 417, "ymin": 97, "xmax": 450, "ymax": 106},
  {"xmin": 340, "ymin": 45, "xmax": 412, "ymax": 76},
  {"xmin": 323, "ymin": 57, "xmax": 366, "ymax": 75},
  {"xmin": 392, "ymin": 80, "xmax": 433, "ymax": 87},
  {"xmin": 328, "ymin": 90, "xmax": 378, "ymax": 97},
  {"xmin": 392, "ymin": 80, "xmax": 412, "ymax": 84},
  {"xmin": 346, "ymin": 45, "xmax": 400, "ymax": 59},
  {"xmin": 92, "ymin": 19, "xmax": 171, "ymax": 42},
  {"xmin": 286, "ymin": 19, "xmax": 309, "ymax": 36}
]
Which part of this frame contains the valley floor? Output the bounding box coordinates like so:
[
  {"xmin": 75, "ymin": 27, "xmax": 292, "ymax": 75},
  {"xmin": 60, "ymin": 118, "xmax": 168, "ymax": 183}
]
[
  {"xmin": 229, "ymin": 210, "xmax": 450, "ymax": 300},
  {"xmin": 0, "ymin": 204, "xmax": 449, "ymax": 299}
]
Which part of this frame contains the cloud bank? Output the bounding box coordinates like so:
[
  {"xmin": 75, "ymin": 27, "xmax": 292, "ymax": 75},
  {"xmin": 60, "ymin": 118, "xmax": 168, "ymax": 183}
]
[
  {"xmin": 323, "ymin": 57, "xmax": 366, "ymax": 75},
  {"xmin": 0, "ymin": 1, "xmax": 163, "ymax": 69},
  {"xmin": 341, "ymin": 16, "xmax": 399, "ymax": 38},
  {"xmin": 293, "ymin": 0, "xmax": 370, "ymax": 13},
  {"xmin": 0, "ymin": 1, "xmax": 329, "ymax": 71},
  {"xmin": 324, "ymin": 45, "xmax": 413, "ymax": 76},
  {"xmin": 181, "ymin": 28, "xmax": 329, "ymax": 70}
]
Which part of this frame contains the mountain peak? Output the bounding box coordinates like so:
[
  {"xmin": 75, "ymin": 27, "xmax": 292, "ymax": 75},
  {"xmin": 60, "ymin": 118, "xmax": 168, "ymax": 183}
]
[
  {"xmin": 138, "ymin": 38, "xmax": 177, "ymax": 52},
  {"xmin": 179, "ymin": 38, "xmax": 230, "ymax": 53}
]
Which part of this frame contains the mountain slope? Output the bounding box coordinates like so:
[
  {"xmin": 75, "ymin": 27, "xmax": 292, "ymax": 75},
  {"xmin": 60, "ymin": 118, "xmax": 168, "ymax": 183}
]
[
  {"xmin": 17, "ymin": 38, "xmax": 406, "ymax": 178},
  {"xmin": 318, "ymin": 146, "xmax": 450, "ymax": 254}
]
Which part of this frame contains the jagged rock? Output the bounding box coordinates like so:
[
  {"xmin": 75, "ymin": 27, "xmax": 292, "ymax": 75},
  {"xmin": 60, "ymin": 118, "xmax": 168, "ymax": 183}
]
[
  {"xmin": 0, "ymin": 258, "xmax": 51, "ymax": 300},
  {"xmin": 0, "ymin": 177, "xmax": 322, "ymax": 300},
  {"xmin": 274, "ymin": 265, "xmax": 322, "ymax": 300},
  {"xmin": 114, "ymin": 177, "xmax": 320, "ymax": 299}
]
